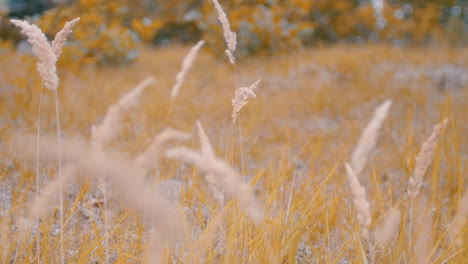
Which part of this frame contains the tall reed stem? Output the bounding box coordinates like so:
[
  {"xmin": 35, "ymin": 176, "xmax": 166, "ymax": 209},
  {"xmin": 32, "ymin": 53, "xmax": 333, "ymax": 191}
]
[
  {"xmin": 35, "ymin": 83, "xmax": 44, "ymax": 263},
  {"xmin": 53, "ymin": 90, "xmax": 64, "ymax": 264}
]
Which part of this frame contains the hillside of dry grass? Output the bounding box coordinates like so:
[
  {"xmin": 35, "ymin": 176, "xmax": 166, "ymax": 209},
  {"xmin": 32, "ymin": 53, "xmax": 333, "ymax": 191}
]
[{"xmin": 0, "ymin": 44, "xmax": 467, "ymax": 263}]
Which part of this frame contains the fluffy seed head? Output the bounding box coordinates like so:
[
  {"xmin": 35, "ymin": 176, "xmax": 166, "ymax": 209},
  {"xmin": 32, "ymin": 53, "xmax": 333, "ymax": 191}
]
[
  {"xmin": 51, "ymin": 18, "xmax": 80, "ymax": 58},
  {"xmin": 231, "ymin": 79, "xmax": 261, "ymax": 123},
  {"xmin": 10, "ymin": 19, "xmax": 58, "ymax": 90},
  {"xmin": 210, "ymin": 0, "xmax": 237, "ymax": 59},
  {"xmin": 92, "ymin": 77, "xmax": 156, "ymax": 151},
  {"xmin": 171, "ymin": 40, "xmax": 205, "ymax": 98},
  {"xmin": 225, "ymin": 49, "xmax": 235, "ymax": 64},
  {"xmin": 408, "ymin": 118, "xmax": 448, "ymax": 198},
  {"xmin": 345, "ymin": 163, "xmax": 371, "ymax": 241},
  {"xmin": 351, "ymin": 100, "xmax": 392, "ymax": 176}
]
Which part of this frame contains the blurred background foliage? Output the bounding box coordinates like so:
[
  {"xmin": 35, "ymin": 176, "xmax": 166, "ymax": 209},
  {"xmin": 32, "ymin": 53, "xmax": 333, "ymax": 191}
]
[{"xmin": 0, "ymin": 0, "xmax": 466, "ymax": 65}]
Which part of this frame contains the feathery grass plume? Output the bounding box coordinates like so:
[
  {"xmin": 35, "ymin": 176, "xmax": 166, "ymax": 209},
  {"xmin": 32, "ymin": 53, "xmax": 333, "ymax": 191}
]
[
  {"xmin": 10, "ymin": 18, "xmax": 79, "ymax": 90},
  {"xmin": 170, "ymin": 40, "xmax": 205, "ymax": 99},
  {"xmin": 14, "ymin": 134, "xmax": 186, "ymax": 241},
  {"xmin": 196, "ymin": 121, "xmax": 215, "ymax": 158},
  {"xmin": 91, "ymin": 76, "xmax": 154, "ymax": 263},
  {"xmin": 196, "ymin": 121, "xmax": 224, "ymax": 206},
  {"xmin": 11, "ymin": 18, "xmax": 80, "ymax": 264},
  {"xmin": 225, "ymin": 50, "xmax": 235, "ymax": 64},
  {"xmin": 372, "ymin": 207, "xmax": 401, "ymax": 248},
  {"xmin": 166, "ymin": 147, "xmax": 263, "ymax": 223},
  {"xmin": 345, "ymin": 163, "xmax": 371, "ymax": 241},
  {"xmin": 134, "ymin": 128, "xmax": 191, "ymax": 171},
  {"xmin": 408, "ymin": 118, "xmax": 448, "ymax": 198},
  {"xmin": 231, "ymin": 79, "xmax": 261, "ymax": 124},
  {"xmin": 450, "ymin": 190, "xmax": 468, "ymax": 247},
  {"xmin": 10, "ymin": 19, "xmax": 58, "ymax": 90},
  {"xmin": 92, "ymin": 77, "xmax": 156, "ymax": 152},
  {"xmin": 51, "ymin": 18, "xmax": 80, "ymax": 58},
  {"xmin": 210, "ymin": 0, "xmax": 237, "ymax": 64},
  {"xmin": 351, "ymin": 100, "xmax": 392, "ymax": 176}
]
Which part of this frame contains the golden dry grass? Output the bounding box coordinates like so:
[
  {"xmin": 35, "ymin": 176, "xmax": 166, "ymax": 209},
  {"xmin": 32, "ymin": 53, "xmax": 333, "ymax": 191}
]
[{"xmin": 0, "ymin": 44, "xmax": 467, "ymax": 263}]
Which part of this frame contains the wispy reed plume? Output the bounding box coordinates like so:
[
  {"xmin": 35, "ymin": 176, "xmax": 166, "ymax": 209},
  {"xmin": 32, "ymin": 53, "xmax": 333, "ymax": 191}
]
[
  {"xmin": 170, "ymin": 40, "xmax": 205, "ymax": 99},
  {"xmin": 90, "ymin": 76, "xmax": 155, "ymax": 263},
  {"xmin": 231, "ymin": 79, "xmax": 261, "ymax": 123},
  {"xmin": 372, "ymin": 207, "xmax": 401, "ymax": 248},
  {"xmin": 345, "ymin": 163, "xmax": 373, "ymax": 263},
  {"xmin": 196, "ymin": 121, "xmax": 224, "ymax": 206},
  {"xmin": 351, "ymin": 100, "xmax": 392, "ymax": 176},
  {"xmin": 450, "ymin": 190, "xmax": 468, "ymax": 247},
  {"xmin": 408, "ymin": 118, "xmax": 448, "ymax": 198},
  {"xmin": 196, "ymin": 121, "xmax": 215, "ymax": 158},
  {"xmin": 10, "ymin": 19, "xmax": 58, "ymax": 91},
  {"xmin": 11, "ymin": 17, "xmax": 79, "ymax": 264},
  {"xmin": 134, "ymin": 128, "xmax": 191, "ymax": 172},
  {"xmin": 51, "ymin": 18, "xmax": 80, "ymax": 58},
  {"xmin": 92, "ymin": 77, "xmax": 156, "ymax": 152},
  {"xmin": 210, "ymin": 0, "xmax": 237, "ymax": 64},
  {"xmin": 345, "ymin": 163, "xmax": 371, "ymax": 241},
  {"xmin": 166, "ymin": 147, "xmax": 263, "ymax": 223},
  {"xmin": 10, "ymin": 18, "xmax": 80, "ymax": 90}
]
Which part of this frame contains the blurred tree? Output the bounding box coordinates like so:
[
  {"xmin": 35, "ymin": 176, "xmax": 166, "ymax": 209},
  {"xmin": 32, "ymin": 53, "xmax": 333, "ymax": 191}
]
[
  {"xmin": 7, "ymin": 0, "xmax": 54, "ymax": 18},
  {"xmin": 3, "ymin": 0, "xmax": 463, "ymax": 64}
]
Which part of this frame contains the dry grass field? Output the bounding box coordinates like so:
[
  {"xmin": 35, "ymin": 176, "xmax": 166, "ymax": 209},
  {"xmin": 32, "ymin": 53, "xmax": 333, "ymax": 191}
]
[{"xmin": 0, "ymin": 41, "xmax": 467, "ymax": 264}]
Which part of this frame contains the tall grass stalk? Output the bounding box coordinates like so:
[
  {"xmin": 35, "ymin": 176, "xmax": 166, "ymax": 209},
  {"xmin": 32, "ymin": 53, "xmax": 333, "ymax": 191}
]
[
  {"xmin": 407, "ymin": 118, "xmax": 448, "ymax": 249},
  {"xmin": 35, "ymin": 82, "xmax": 44, "ymax": 263},
  {"xmin": 10, "ymin": 18, "xmax": 79, "ymax": 263},
  {"xmin": 53, "ymin": 89, "xmax": 64, "ymax": 264}
]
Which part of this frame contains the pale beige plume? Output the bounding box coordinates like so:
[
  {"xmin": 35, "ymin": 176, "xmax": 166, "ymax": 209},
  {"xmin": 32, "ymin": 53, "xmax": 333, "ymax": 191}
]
[
  {"xmin": 351, "ymin": 100, "xmax": 392, "ymax": 176},
  {"xmin": 408, "ymin": 118, "xmax": 448, "ymax": 198},
  {"xmin": 231, "ymin": 79, "xmax": 261, "ymax": 123}
]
